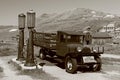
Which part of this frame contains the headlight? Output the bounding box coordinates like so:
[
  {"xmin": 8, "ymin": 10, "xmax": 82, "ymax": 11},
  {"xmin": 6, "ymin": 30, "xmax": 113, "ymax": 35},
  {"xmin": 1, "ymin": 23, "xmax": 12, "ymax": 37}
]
[
  {"xmin": 93, "ymin": 49, "xmax": 97, "ymax": 52},
  {"xmin": 78, "ymin": 49, "xmax": 81, "ymax": 52},
  {"xmin": 77, "ymin": 47, "xmax": 81, "ymax": 52}
]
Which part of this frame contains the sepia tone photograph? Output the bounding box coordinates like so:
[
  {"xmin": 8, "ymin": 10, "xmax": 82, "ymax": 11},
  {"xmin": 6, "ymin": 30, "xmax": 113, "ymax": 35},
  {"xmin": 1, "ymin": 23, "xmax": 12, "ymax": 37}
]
[{"xmin": 0, "ymin": 0, "xmax": 120, "ymax": 80}]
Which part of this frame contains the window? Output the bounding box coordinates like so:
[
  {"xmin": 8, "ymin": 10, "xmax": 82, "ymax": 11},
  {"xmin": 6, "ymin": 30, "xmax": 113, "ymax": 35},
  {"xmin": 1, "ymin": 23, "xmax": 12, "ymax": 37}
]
[
  {"xmin": 67, "ymin": 35, "xmax": 83, "ymax": 43},
  {"xmin": 80, "ymin": 36, "xmax": 83, "ymax": 43},
  {"xmin": 60, "ymin": 34, "xmax": 66, "ymax": 42},
  {"xmin": 67, "ymin": 36, "xmax": 71, "ymax": 39}
]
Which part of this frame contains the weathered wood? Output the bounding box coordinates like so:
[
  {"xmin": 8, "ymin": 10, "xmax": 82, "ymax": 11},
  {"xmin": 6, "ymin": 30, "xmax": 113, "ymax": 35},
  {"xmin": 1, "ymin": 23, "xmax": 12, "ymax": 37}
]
[{"xmin": 33, "ymin": 32, "xmax": 57, "ymax": 49}]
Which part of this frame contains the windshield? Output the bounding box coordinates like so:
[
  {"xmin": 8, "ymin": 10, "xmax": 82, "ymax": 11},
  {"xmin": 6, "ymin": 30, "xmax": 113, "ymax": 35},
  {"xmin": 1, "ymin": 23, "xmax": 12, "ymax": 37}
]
[{"xmin": 67, "ymin": 35, "xmax": 83, "ymax": 43}]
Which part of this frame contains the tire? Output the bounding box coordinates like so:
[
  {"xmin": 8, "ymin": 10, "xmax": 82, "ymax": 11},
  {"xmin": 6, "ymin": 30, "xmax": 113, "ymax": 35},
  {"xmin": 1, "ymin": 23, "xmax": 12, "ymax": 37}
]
[
  {"xmin": 39, "ymin": 49, "xmax": 46, "ymax": 60},
  {"xmin": 90, "ymin": 57, "xmax": 101, "ymax": 71},
  {"xmin": 65, "ymin": 56, "xmax": 77, "ymax": 74}
]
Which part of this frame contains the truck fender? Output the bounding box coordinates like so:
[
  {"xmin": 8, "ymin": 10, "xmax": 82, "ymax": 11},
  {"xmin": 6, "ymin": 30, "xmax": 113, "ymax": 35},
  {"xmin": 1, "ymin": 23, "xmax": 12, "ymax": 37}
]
[{"xmin": 65, "ymin": 52, "xmax": 78, "ymax": 58}]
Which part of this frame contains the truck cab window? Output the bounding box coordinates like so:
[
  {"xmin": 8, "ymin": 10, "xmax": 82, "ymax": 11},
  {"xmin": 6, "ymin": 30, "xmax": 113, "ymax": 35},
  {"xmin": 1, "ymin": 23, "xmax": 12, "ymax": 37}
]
[
  {"xmin": 60, "ymin": 34, "xmax": 66, "ymax": 42},
  {"xmin": 67, "ymin": 35, "xmax": 82, "ymax": 43}
]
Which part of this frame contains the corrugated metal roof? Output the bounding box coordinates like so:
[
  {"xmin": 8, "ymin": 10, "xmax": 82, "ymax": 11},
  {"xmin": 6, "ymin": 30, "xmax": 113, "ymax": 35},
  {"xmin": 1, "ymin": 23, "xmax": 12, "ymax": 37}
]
[{"xmin": 92, "ymin": 32, "xmax": 112, "ymax": 38}]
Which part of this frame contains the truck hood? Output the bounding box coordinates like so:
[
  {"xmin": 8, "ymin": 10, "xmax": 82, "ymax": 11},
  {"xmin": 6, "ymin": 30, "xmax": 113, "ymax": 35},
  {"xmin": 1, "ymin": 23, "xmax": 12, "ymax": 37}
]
[{"xmin": 67, "ymin": 44, "xmax": 92, "ymax": 53}]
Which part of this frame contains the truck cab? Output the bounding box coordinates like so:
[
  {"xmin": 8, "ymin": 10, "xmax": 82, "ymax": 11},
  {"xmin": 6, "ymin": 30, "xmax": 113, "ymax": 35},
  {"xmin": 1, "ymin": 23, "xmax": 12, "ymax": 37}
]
[{"xmin": 56, "ymin": 31, "xmax": 85, "ymax": 57}]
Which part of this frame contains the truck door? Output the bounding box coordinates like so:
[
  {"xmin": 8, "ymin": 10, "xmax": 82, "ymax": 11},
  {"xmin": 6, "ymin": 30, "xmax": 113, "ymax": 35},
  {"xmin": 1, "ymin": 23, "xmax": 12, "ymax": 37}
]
[{"xmin": 56, "ymin": 32, "xmax": 67, "ymax": 57}]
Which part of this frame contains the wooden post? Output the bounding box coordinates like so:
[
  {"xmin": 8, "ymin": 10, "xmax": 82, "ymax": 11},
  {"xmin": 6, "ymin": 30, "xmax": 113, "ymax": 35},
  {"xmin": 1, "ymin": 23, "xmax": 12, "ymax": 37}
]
[
  {"xmin": 102, "ymin": 47, "xmax": 104, "ymax": 53},
  {"xmin": 92, "ymin": 47, "xmax": 93, "ymax": 51},
  {"xmin": 98, "ymin": 47, "xmax": 99, "ymax": 53},
  {"xmin": 17, "ymin": 13, "xmax": 25, "ymax": 61},
  {"xmin": 25, "ymin": 10, "xmax": 36, "ymax": 66}
]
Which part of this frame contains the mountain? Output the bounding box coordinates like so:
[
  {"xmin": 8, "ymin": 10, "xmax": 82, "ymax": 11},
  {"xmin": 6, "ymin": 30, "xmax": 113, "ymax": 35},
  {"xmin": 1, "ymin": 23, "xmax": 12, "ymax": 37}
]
[{"xmin": 36, "ymin": 8, "xmax": 120, "ymax": 33}]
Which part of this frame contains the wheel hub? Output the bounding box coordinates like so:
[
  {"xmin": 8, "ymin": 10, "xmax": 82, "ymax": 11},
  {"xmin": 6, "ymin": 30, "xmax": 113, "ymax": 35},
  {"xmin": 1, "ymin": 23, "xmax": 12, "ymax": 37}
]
[{"xmin": 67, "ymin": 61, "xmax": 73, "ymax": 70}]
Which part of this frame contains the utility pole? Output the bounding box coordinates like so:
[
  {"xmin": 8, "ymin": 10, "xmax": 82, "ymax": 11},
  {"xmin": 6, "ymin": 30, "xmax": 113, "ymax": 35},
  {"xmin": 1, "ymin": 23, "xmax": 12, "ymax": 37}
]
[
  {"xmin": 17, "ymin": 13, "xmax": 25, "ymax": 61},
  {"xmin": 24, "ymin": 10, "xmax": 36, "ymax": 66}
]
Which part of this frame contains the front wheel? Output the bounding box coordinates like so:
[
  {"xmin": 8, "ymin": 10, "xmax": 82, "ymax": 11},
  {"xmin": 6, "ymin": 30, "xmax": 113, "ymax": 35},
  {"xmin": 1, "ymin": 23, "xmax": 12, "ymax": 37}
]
[
  {"xmin": 90, "ymin": 57, "xmax": 102, "ymax": 71},
  {"xmin": 39, "ymin": 49, "xmax": 46, "ymax": 60},
  {"xmin": 65, "ymin": 56, "xmax": 77, "ymax": 74}
]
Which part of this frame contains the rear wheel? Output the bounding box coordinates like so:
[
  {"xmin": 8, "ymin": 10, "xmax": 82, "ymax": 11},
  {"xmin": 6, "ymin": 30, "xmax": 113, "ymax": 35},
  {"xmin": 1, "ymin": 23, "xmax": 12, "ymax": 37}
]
[
  {"xmin": 39, "ymin": 49, "xmax": 46, "ymax": 60},
  {"xmin": 65, "ymin": 56, "xmax": 77, "ymax": 73}
]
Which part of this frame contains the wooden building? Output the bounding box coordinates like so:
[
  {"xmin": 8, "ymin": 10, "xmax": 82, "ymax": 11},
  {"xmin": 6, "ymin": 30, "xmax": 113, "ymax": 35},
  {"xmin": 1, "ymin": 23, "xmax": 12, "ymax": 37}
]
[{"xmin": 92, "ymin": 32, "xmax": 112, "ymax": 45}]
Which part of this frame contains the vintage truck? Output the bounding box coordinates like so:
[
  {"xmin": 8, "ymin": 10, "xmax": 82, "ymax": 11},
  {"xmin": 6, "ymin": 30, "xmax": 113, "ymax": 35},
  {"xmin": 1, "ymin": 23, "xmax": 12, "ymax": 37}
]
[{"xmin": 33, "ymin": 30, "xmax": 104, "ymax": 73}]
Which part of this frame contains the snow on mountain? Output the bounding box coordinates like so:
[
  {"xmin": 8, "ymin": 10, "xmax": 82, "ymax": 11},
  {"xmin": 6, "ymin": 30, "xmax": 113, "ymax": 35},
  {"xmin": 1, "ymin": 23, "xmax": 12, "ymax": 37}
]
[
  {"xmin": 91, "ymin": 11, "xmax": 96, "ymax": 14},
  {"xmin": 104, "ymin": 14, "xmax": 115, "ymax": 18},
  {"xmin": 9, "ymin": 29, "xmax": 18, "ymax": 32}
]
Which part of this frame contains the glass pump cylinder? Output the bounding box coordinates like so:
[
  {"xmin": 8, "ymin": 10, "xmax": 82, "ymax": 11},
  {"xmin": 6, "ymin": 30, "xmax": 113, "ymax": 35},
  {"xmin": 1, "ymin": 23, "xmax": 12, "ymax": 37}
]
[
  {"xmin": 27, "ymin": 10, "xmax": 35, "ymax": 28},
  {"xmin": 18, "ymin": 13, "xmax": 26, "ymax": 29}
]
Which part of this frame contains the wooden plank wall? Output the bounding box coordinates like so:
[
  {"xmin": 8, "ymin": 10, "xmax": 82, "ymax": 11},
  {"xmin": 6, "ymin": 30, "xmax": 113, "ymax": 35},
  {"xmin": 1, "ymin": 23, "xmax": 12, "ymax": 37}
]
[{"xmin": 33, "ymin": 32, "xmax": 57, "ymax": 50}]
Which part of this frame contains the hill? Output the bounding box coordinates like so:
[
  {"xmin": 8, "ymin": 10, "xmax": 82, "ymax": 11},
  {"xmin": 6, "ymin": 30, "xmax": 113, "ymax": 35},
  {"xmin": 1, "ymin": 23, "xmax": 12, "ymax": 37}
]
[
  {"xmin": 0, "ymin": 8, "xmax": 120, "ymax": 42},
  {"xmin": 0, "ymin": 25, "xmax": 18, "ymax": 41},
  {"xmin": 36, "ymin": 8, "xmax": 120, "ymax": 33}
]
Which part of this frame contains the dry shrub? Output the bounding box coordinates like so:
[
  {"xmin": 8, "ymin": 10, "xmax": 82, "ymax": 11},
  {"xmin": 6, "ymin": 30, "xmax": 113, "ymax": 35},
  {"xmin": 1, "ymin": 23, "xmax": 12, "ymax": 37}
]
[
  {"xmin": 0, "ymin": 43, "xmax": 17, "ymax": 56},
  {"xmin": 0, "ymin": 67, "xmax": 3, "ymax": 72}
]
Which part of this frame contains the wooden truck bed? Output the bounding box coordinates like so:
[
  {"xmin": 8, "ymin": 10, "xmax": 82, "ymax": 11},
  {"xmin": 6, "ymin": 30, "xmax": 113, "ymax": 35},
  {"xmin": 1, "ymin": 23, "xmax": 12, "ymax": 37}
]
[{"xmin": 33, "ymin": 32, "xmax": 57, "ymax": 50}]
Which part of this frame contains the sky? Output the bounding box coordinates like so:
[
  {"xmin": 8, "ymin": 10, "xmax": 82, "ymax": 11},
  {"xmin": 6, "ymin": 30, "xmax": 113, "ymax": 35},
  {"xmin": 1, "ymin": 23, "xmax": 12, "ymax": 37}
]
[{"xmin": 0, "ymin": 0, "xmax": 120, "ymax": 25}]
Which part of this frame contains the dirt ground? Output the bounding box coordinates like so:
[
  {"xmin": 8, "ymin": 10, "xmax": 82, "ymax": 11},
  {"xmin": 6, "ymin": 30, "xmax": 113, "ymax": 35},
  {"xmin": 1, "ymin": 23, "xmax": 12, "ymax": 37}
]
[
  {"xmin": 0, "ymin": 42, "xmax": 59, "ymax": 80},
  {"xmin": 0, "ymin": 55, "xmax": 120, "ymax": 80},
  {"xmin": 0, "ymin": 41, "xmax": 120, "ymax": 80},
  {"xmin": 0, "ymin": 56, "xmax": 59, "ymax": 80}
]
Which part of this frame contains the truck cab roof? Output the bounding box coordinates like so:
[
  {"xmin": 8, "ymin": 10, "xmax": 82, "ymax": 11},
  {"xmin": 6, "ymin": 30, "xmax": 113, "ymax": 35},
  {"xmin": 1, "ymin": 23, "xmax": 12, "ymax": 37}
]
[{"xmin": 57, "ymin": 30, "xmax": 84, "ymax": 36}]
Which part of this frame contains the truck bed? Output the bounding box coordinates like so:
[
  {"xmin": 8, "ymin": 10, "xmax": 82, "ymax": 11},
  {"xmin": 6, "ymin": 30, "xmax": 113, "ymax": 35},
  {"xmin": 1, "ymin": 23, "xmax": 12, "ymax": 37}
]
[{"xmin": 33, "ymin": 32, "xmax": 57, "ymax": 50}]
